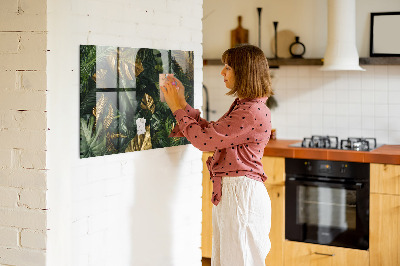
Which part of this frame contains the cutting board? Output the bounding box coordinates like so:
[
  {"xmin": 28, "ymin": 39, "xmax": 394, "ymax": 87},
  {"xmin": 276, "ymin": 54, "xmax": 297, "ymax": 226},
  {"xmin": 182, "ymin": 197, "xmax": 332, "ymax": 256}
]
[{"xmin": 231, "ymin": 16, "xmax": 249, "ymax": 48}]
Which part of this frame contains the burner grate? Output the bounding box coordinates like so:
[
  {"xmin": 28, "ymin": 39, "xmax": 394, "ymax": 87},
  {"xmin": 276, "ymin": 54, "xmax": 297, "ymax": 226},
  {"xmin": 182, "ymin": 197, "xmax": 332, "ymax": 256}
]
[
  {"xmin": 301, "ymin": 135, "xmax": 339, "ymax": 149},
  {"xmin": 296, "ymin": 136, "xmax": 378, "ymax": 151},
  {"xmin": 340, "ymin": 137, "xmax": 377, "ymax": 151}
]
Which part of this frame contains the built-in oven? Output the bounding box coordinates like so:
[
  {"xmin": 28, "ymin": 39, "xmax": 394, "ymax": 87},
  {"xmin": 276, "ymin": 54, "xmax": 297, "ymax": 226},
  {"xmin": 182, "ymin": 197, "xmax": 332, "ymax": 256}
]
[{"xmin": 285, "ymin": 158, "xmax": 369, "ymax": 250}]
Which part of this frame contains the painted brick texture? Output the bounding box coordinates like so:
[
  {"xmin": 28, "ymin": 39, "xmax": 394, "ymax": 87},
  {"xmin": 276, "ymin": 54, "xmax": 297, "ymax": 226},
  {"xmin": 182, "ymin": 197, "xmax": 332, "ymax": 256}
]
[
  {"xmin": 0, "ymin": 0, "xmax": 47, "ymax": 265},
  {"xmin": 46, "ymin": 0, "xmax": 203, "ymax": 265}
]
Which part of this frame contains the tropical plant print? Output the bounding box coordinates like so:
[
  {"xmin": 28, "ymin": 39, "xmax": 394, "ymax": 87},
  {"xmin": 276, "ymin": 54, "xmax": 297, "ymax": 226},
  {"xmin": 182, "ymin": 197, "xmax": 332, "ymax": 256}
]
[{"xmin": 80, "ymin": 45, "xmax": 194, "ymax": 158}]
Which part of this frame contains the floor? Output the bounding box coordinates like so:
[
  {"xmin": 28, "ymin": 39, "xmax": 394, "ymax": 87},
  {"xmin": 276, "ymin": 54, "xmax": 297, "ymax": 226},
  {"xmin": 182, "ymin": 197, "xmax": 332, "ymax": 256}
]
[{"xmin": 202, "ymin": 257, "xmax": 211, "ymax": 266}]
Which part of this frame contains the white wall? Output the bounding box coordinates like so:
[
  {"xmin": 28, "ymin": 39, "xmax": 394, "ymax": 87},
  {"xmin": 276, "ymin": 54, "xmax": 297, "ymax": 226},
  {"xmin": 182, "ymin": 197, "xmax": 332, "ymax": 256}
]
[
  {"xmin": 203, "ymin": 0, "xmax": 400, "ymax": 58},
  {"xmin": 0, "ymin": 0, "xmax": 48, "ymax": 265},
  {"xmin": 203, "ymin": 0, "xmax": 400, "ymax": 145},
  {"xmin": 46, "ymin": 0, "xmax": 203, "ymax": 266}
]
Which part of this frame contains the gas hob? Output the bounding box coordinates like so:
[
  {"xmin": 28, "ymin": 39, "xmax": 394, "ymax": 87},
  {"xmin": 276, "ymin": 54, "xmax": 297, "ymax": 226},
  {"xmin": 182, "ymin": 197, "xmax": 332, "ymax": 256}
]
[{"xmin": 289, "ymin": 135, "xmax": 382, "ymax": 151}]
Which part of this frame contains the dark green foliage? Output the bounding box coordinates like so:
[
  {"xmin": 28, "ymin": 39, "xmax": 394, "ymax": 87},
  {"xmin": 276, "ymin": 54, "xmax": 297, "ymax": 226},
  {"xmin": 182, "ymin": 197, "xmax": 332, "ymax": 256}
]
[
  {"xmin": 80, "ymin": 115, "xmax": 107, "ymax": 158},
  {"xmin": 79, "ymin": 45, "xmax": 193, "ymax": 158}
]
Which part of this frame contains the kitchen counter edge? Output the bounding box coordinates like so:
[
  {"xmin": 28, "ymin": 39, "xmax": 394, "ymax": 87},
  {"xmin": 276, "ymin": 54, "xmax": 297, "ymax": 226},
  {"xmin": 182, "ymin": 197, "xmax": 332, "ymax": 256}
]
[{"xmin": 263, "ymin": 139, "xmax": 400, "ymax": 165}]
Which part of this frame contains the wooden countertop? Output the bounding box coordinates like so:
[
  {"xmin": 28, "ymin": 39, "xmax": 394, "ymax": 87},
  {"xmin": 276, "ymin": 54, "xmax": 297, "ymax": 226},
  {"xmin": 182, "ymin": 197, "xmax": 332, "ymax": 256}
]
[{"xmin": 263, "ymin": 139, "xmax": 400, "ymax": 165}]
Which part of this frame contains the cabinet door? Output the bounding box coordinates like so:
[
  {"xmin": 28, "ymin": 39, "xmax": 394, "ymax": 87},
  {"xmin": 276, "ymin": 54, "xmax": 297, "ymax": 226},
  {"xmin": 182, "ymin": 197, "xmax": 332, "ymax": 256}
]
[
  {"xmin": 202, "ymin": 152, "xmax": 213, "ymax": 258},
  {"xmin": 264, "ymin": 185, "xmax": 284, "ymax": 266},
  {"xmin": 284, "ymin": 241, "xmax": 369, "ymax": 266},
  {"xmin": 370, "ymin": 193, "xmax": 400, "ymax": 266},
  {"xmin": 261, "ymin": 156, "xmax": 285, "ymax": 185},
  {"xmin": 370, "ymin": 163, "xmax": 400, "ymax": 195}
]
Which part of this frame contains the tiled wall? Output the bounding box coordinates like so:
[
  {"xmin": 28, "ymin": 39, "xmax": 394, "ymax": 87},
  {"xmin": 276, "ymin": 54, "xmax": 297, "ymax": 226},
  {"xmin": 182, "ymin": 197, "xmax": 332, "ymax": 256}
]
[
  {"xmin": 203, "ymin": 65, "xmax": 400, "ymax": 145},
  {"xmin": 272, "ymin": 65, "xmax": 400, "ymax": 144}
]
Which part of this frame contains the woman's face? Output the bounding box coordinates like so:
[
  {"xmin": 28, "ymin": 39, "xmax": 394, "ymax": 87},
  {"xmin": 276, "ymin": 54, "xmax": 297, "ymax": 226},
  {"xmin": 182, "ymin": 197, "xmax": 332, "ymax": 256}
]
[{"xmin": 220, "ymin": 64, "xmax": 235, "ymax": 89}]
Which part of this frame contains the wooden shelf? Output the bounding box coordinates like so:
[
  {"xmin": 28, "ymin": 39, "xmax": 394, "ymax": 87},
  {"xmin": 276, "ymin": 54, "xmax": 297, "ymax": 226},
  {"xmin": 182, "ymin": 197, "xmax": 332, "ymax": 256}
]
[
  {"xmin": 203, "ymin": 57, "xmax": 400, "ymax": 67},
  {"xmin": 203, "ymin": 58, "xmax": 323, "ymax": 67},
  {"xmin": 359, "ymin": 57, "xmax": 400, "ymax": 65},
  {"xmin": 268, "ymin": 58, "xmax": 322, "ymax": 67}
]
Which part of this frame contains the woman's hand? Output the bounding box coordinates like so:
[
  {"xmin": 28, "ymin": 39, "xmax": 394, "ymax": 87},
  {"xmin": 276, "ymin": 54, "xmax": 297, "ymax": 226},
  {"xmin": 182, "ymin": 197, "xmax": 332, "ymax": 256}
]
[
  {"xmin": 173, "ymin": 77, "xmax": 187, "ymax": 108},
  {"xmin": 161, "ymin": 76, "xmax": 186, "ymax": 113}
]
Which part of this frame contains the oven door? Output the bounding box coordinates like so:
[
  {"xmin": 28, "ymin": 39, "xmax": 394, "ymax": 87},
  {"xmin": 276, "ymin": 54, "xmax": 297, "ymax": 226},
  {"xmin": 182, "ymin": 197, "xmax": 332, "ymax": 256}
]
[{"xmin": 285, "ymin": 177, "xmax": 369, "ymax": 250}]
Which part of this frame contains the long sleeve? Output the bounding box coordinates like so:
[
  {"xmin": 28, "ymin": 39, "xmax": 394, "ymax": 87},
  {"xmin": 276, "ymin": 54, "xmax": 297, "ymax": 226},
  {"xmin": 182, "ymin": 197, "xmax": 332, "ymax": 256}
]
[
  {"xmin": 171, "ymin": 97, "xmax": 271, "ymax": 206},
  {"xmin": 169, "ymin": 104, "xmax": 210, "ymax": 137},
  {"xmin": 172, "ymin": 105, "xmax": 257, "ymax": 152}
]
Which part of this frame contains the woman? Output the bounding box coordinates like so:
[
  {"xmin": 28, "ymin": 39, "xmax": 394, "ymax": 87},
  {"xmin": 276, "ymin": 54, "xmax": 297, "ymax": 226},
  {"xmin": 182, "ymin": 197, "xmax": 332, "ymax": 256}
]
[{"xmin": 162, "ymin": 44, "xmax": 273, "ymax": 266}]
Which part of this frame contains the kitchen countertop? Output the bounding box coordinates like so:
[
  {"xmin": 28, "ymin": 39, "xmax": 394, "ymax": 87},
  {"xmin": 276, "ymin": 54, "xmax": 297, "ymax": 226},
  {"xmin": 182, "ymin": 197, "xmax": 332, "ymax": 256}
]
[{"xmin": 263, "ymin": 139, "xmax": 400, "ymax": 165}]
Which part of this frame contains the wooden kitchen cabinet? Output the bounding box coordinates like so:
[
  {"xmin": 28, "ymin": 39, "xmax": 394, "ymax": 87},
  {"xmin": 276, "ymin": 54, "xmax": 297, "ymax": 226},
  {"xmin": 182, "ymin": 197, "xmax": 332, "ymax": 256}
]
[
  {"xmin": 370, "ymin": 163, "xmax": 400, "ymax": 266},
  {"xmin": 370, "ymin": 193, "xmax": 400, "ymax": 266},
  {"xmin": 370, "ymin": 163, "xmax": 400, "ymax": 195},
  {"xmin": 261, "ymin": 156, "xmax": 285, "ymax": 186},
  {"xmin": 284, "ymin": 241, "xmax": 369, "ymax": 266},
  {"xmin": 264, "ymin": 184, "xmax": 285, "ymax": 266},
  {"xmin": 262, "ymin": 156, "xmax": 285, "ymax": 266},
  {"xmin": 202, "ymin": 152, "xmax": 213, "ymax": 258},
  {"xmin": 201, "ymin": 154, "xmax": 286, "ymax": 266}
]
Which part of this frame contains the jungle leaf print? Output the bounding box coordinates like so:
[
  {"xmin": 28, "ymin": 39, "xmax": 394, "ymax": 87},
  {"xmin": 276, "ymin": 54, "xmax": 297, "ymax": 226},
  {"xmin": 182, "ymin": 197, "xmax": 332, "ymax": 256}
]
[{"xmin": 80, "ymin": 45, "xmax": 193, "ymax": 158}]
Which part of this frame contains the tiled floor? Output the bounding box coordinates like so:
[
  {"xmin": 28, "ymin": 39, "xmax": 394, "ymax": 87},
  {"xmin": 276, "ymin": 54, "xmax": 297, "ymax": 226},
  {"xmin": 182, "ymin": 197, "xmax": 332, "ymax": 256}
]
[{"xmin": 202, "ymin": 257, "xmax": 211, "ymax": 266}]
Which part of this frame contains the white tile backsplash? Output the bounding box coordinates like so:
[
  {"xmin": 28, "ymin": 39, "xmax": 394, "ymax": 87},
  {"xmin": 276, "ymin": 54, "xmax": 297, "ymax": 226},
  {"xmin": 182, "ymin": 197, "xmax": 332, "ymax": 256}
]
[
  {"xmin": 362, "ymin": 90, "xmax": 375, "ymax": 103},
  {"xmin": 336, "ymin": 115, "xmax": 348, "ymax": 129},
  {"xmin": 285, "ymin": 66, "xmax": 298, "ymax": 77},
  {"xmin": 375, "ymin": 104, "xmax": 389, "ymax": 117},
  {"xmin": 298, "ymin": 67, "xmax": 312, "ymax": 78},
  {"xmin": 323, "ymin": 103, "xmax": 336, "ymax": 116},
  {"xmin": 375, "ymin": 130, "xmax": 389, "ymax": 144},
  {"xmin": 204, "ymin": 63, "xmax": 400, "ymax": 145},
  {"xmin": 203, "ymin": 64, "xmax": 400, "ymax": 144},
  {"xmin": 389, "ymin": 131, "xmax": 400, "ymax": 143},
  {"xmin": 286, "ymin": 77, "xmax": 299, "ymax": 89},
  {"xmin": 388, "ymin": 91, "xmax": 400, "ymax": 104},
  {"xmin": 388, "ymin": 75, "xmax": 400, "ymax": 91},
  {"xmin": 374, "ymin": 65, "xmax": 388, "ymax": 77},
  {"xmin": 389, "ymin": 117, "xmax": 400, "ymax": 131},
  {"xmin": 298, "ymin": 77, "xmax": 311, "ymax": 89},
  {"xmin": 271, "ymin": 65, "xmax": 400, "ymax": 143},
  {"xmin": 348, "ymin": 90, "xmax": 362, "ymax": 104},
  {"xmin": 374, "ymin": 90, "xmax": 388, "ymax": 104},
  {"xmin": 389, "ymin": 104, "xmax": 400, "ymax": 117},
  {"xmin": 374, "ymin": 77, "xmax": 388, "ymax": 91},
  {"xmin": 336, "ymin": 103, "xmax": 349, "ymax": 116},
  {"xmin": 362, "ymin": 116, "xmax": 375, "ymax": 130},
  {"xmin": 388, "ymin": 66, "xmax": 400, "ymax": 75},
  {"xmin": 361, "ymin": 104, "xmax": 375, "ymax": 117}
]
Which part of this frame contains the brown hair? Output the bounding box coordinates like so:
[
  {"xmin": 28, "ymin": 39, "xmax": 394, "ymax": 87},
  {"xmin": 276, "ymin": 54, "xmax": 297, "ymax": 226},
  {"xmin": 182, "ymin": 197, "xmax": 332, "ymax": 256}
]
[{"xmin": 221, "ymin": 44, "xmax": 273, "ymax": 99}]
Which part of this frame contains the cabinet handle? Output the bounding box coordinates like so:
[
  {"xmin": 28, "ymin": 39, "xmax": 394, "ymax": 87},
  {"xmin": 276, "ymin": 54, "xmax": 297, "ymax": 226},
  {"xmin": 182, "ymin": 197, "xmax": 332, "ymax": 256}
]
[{"xmin": 314, "ymin": 252, "xmax": 335, "ymax": 257}]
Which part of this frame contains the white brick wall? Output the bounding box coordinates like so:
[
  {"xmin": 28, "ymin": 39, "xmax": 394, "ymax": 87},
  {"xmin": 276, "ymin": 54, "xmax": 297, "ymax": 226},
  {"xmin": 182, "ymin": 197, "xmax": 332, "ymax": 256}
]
[
  {"xmin": 21, "ymin": 229, "xmax": 47, "ymax": 250},
  {"xmin": 0, "ymin": 0, "xmax": 48, "ymax": 265},
  {"xmin": 46, "ymin": 1, "xmax": 203, "ymax": 266},
  {"xmin": 0, "ymin": 227, "xmax": 19, "ymax": 247}
]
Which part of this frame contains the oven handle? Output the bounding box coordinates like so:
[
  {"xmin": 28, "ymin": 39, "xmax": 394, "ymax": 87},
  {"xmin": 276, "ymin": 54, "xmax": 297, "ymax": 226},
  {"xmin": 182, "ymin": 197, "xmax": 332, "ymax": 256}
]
[{"xmin": 286, "ymin": 177, "xmax": 364, "ymax": 189}]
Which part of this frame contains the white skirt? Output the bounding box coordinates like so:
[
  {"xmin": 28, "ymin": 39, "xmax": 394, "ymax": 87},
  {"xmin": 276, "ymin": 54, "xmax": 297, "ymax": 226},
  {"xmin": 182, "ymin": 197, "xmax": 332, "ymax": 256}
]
[{"xmin": 212, "ymin": 176, "xmax": 271, "ymax": 266}]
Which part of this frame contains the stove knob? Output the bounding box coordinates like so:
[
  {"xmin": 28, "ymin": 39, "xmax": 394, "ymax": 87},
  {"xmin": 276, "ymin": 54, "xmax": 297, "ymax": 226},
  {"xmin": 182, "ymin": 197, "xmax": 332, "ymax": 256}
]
[
  {"xmin": 340, "ymin": 164, "xmax": 347, "ymax": 174},
  {"xmin": 305, "ymin": 162, "xmax": 312, "ymax": 171}
]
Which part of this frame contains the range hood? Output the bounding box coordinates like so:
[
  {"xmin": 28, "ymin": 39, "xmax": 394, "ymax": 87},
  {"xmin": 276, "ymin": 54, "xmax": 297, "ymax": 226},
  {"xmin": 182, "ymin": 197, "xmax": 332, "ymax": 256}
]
[{"xmin": 320, "ymin": 0, "xmax": 365, "ymax": 71}]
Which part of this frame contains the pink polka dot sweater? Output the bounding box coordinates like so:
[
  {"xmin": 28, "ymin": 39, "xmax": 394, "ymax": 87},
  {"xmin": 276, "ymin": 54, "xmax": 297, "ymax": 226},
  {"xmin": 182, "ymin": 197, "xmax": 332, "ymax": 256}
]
[{"xmin": 170, "ymin": 97, "xmax": 272, "ymax": 206}]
